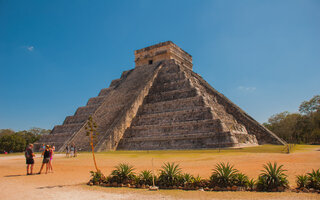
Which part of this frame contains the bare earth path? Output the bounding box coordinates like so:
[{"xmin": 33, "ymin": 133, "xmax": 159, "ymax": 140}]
[{"xmin": 1, "ymin": 146, "xmax": 319, "ymax": 200}]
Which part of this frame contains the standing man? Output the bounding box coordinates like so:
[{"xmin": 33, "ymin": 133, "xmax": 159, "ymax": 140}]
[{"xmin": 25, "ymin": 144, "xmax": 35, "ymax": 175}]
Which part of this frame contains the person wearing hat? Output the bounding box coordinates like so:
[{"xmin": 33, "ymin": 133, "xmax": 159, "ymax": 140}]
[{"xmin": 38, "ymin": 145, "xmax": 50, "ymax": 174}]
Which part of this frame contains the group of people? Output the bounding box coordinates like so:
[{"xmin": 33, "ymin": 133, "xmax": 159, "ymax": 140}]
[
  {"xmin": 65, "ymin": 143, "xmax": 77, "ymax": 157},
  {"xmin": 25, "ymin": 143, "xmax": 55, "ymax": 175}
]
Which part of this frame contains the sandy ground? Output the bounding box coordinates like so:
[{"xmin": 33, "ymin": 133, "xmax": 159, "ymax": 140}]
[{"xmin": 0, "ymin": 148, "xmax": 320, "ymax": 200}]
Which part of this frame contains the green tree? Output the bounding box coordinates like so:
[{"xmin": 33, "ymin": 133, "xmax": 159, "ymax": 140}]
[{"xmin": 299, "ymin": 95, "xmax": 320, "ymax": 115}]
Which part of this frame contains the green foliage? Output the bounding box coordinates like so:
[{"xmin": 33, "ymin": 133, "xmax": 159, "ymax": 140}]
[
  {"xmin": 296, "ymin": 174, "xmax": 308, "ymax": 188},
  {"xmin": 264, "ymin": 95, "xmax": 320, "ymax": 144},
  {"xmin": 256, "ymin": 162, "xmax": 288, "ymax": 191},
  {"xmin": 191, "ymin": 175, "xmax": 203, "ymax": 187},
  {"xmin": 247, "ymin": 178, "xmax": 256, "ymax": 191},
  {"xmin": 299, "ymin": 95, "xmax": 320, "ymax": 115},
  {"xmin": 111, "ymin": 163, "xmax": 135, "ymax": 183},
  {"xmin": 210, "ymin": 162, "xmax": 238, "ymax": 187},
  {"xmin": 180, "ymin": 173, "xmax": 194, "ymax": 185},
  {"xmin": 233, "ymin": 173, "xmax": 249, "ymax": 187},
  {"xmin": 90, "ymin": 170, "xmax": 104, "ymax": 184},
  {"xmin": 0, "ymin": 128, "xmax": 49, "ymax": 153},
  {"xmin": 158, "ymin": 162, "xmax": 182, "ymax": 187},
  {"xmin": 307, "ymin": 169, "xmax": 320, "ymax": 189},
  {"xmin": 138, "ymin": 170, "xmax": 153, "ymax": 185}
]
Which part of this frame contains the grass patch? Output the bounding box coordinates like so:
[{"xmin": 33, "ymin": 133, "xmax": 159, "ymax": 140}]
[{"xmin": 75, "ymin": 145, "xmax": 320, "ymax": 159}]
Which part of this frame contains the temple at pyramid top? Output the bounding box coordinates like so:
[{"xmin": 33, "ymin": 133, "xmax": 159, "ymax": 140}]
[{"xmin": 134, "ymin": 41, "xmax": 193, "ymax": 70}]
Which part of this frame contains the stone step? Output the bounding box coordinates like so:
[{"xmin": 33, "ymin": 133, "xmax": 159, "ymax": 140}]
[
  {"xmin": 86, "ymin": 96, "xmax": 107, "ymax": 106},
  {"xmin": 126, "ymin": 119, "xmax": 221, "ymax": 136},
  {"xmin": 145, "ymin": 88, "xmax": 198, "ymax": 103},
  {"xmin": 122, "ymin": 131, "xmax": 231, "ymax": 141},
  {"xmin": 158, "ymin": 64, "xmax": 180, "ymax": 74},
  {"xmin": 63, "ymin": 114, "xmax": 89, "ymax": 125},
  {"xmin": 98, "ymin": 88, "xmax": 112, "ymax": 96},
  {"xmin": 117, "ymin": 132, "xmax": 237, "ymax": 150},
  {"xmin": 75, "ymin": 104, "xmax": 100, "ymax": 115},
  {"xmin": 52, "ymin": 123, "xmax": 83, "ymax": 134},
  {"xmin": 132, "ymin": 107, "xmax": 212, "ymax": 126},
  {"xmin": 156, "ymin": 71, "xmax": 186, "ymax": 83},
  {"xmin": 140, "ymin": 96, "xmax": 205, "ymax": 115},
  {"xmin": 151, "ymin": 79, "xmax": 191, "ymax": 92}
]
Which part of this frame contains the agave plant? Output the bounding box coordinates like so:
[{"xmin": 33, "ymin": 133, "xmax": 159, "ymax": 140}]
[
  {"xmin": 191, "ymin": 175, "xmax": 203, "ymax": 187},
  {"xmin": 256, "ymin": 162, "xmax": 288, "ymax": 191},
  {"xmin": 158, "ymin": 162, "xmax": 182, "ymax": 187},
  {"xmin": 111, "ymin": 163, "xmax": 135, "ymax": 183},
  {"xmin": 247, "ymin": 178, "xmax": 256, "ymax": 191},
  {"xmin": 307, "ymin": 169, "xmax": 320, "ymax": 189},
  {"xmin": 296, "ymin": 174, "xmax": 308, "ymax": 188},
  {"xmin": 210, "ymin": 162, "xmax": 239, "ymax": 187},
  {"xmin": 90, "ymin": 170, "xmax": 104, "ymax": 184},
  {"xmin": 233, "ymin": 173, "xmax": 249, "ymax": 187},
  {"xmin": 139, "ymin": 170, "xmax": 153, "ymax": 185}
]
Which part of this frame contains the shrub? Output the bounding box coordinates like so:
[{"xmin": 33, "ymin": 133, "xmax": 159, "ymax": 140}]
[
  {"xmin": 256, "ymin": 162, "xmax": 288, "ymax": 191},
  {"xmin": 234, "ymin": 173, "xmax": 249, "ymax": 187},
  {"xmin": 177, "ymin": 173, "xmax": 193, "ymax": 186},
  {"xmin": 158, "ymin": 162, "xmax": 182, "ymax": 187},
  {"xmin": 247, "ymin": 178, "xmax": 256, "ymax": 191},
  {"xmin": 296, "ymin": 174, "xmax": 308, "ymax": 188},
  {"xmin": 191, "ymin": 175, "xmax": 204, "ymax": 188},
  {"xmin": 210, "ymin": 162, "xmax": 238, "ymax": 188},
  {"xmin": 138, "ymin": 170, "xmax": 153, "ymax": 186},
  {"xmin": 90, "ymin": 170, "xmax": 104, "ymax": 184},
  {"xmin": 111, "ymin": 163, "xmax": 135, "ymax": 184},
  {"xmin": 307, "ymin": 169, "xmax": 320, "ymax": 189}
]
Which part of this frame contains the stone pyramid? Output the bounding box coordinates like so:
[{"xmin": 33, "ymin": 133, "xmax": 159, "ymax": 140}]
[{"xmin": 37, "ymin": 41, "xmax": 286, "ymax": 152}]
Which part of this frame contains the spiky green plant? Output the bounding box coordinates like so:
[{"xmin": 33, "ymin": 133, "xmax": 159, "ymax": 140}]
[
  {"xmin": 210, "ymin": 162, "xmax": 239, "ymax": 187},
  {"xmin": 191, "ymin": 175, "xmax": 203, "ymax": 187},
  {"xmin": 307, "ymin": 169, "xmax": 320, "ymax": 189},
  {"xmin": 111, "ymin": 163, "xmax": 135, "ymax": 184},
  {"xmin": 158, "ymin": 162, "xmax": 182, "ymax": 187},
  {"xmin": 139, "ymin": 170, "xmax": 153, "ymax": 185},
  {"xmin": 296, "ymin": 174, "xmax": 308, "ymax": 188},
  {"xmin": 234, "ymin": 173, "xmax": 249, "ymax": 187},
  {"xmin": 90, "ymin": 170, "xmax": 104, "ymax": 184},
  {"xmin": 247, "ymin": 178, "xmax": 256, "ymax": 191},
  {"xmin": 256, "ymin": 162, "xmax": 288, "ymax": 191}
]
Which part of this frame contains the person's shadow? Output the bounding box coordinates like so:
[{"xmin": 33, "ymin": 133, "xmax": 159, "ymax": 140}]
[{"xmin": 4, "ymin": 174, "xmax": 40, "ymax": 177}]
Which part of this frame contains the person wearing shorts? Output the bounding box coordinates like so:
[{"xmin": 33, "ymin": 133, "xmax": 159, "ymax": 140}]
[
  {"xmin": 25, "ymin": 144, "xmax": 35, "ymax": 175},
  {"xmin": 38, "ymin": 145, "xmax": 50, "ymax": 174}
]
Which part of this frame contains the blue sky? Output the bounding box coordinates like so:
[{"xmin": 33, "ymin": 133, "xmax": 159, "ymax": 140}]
[{"xmin": 0, "ymin": 0, "xmax": 319, "ymax": 131}]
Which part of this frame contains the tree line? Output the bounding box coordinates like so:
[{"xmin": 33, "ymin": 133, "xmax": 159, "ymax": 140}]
[
  {"xmin": 0, "ymin": 127, "xmax": 51, "ymax": 153},
  {"xmin": 263, "ymin": 95, "xmax": 320, "ymax": 144}
]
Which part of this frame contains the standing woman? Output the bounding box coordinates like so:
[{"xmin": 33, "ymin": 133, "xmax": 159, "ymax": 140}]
[
  {"xmin": 38, "ymin": 145, "xmax": 50, "ymax": 174},
  {"xmin": 48, "ymin": 144, "xmax": 55, "ymax": 173}
]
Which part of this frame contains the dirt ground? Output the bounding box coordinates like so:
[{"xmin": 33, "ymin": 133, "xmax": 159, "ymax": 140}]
[{"xmin": 1, "ymin": 146, "xmax": 320, "ymax": 200}]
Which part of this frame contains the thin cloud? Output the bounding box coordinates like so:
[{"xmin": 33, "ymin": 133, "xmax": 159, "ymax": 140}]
[
  {"xmin": 27, "ymin": 46, "xmax": 34, "ymax": 51},
  {"xmin": 237, "ymin": 86, "xmax": 256, "ymax": 92}
]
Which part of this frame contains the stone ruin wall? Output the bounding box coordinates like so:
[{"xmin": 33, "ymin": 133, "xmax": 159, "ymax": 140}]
[{"xmin": 135, "ymin": 41, "xmax": 193, "ymax": 70}]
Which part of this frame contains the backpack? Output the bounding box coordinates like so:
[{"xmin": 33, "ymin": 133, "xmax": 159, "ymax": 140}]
[{"xmin": 25, "ymin": 149, "xmax": 30, "ymax": 159}]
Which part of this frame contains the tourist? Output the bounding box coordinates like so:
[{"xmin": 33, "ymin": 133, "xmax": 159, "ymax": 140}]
[
  {"xmin": 73, "ymin": 143, "xmax": 77, "ymax": 157},
  {"xmin": 66, "ymin": 144, "xmax": 70, "ymax": 158},
  {"xmin": 38, "ymin": 145, "xmax": 50, "ymax": 174},
  {"xmin": 48, "ymin": 144, "xmax": 55, "ymax": 173},
  {"xmin": 41, "ymin": 143, "xmax": 45, "ymax": 157},
  {"xmin": 25, "ymin": 144, "xmax": 35, "ymax": 175},
  {"xmin": 70, "ymin": 144, "xmax": 74, "ymax": 157}
]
